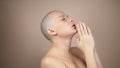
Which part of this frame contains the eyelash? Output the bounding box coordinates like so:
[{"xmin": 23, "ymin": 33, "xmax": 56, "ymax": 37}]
[
  {"xmin": 61, "ymin": 15, "xmax": 69, "ymax": 21},
  {"xmin": 61, "ymin": 17, "xmax": 66, "ymax": 21}
]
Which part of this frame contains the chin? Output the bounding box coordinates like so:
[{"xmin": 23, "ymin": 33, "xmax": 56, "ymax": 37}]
[
  {"xmin": 72, "ymin": 29, "xmax": 77, "ymax": 34},
  {"xmin": 69, "ymin": 30, "xmax": 77, "ymax": 37}
]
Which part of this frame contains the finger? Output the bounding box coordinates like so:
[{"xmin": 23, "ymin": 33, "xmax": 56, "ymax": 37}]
[
  {"xmin": 76, "ymin": 24, "xmax": 81, "ymax": 36},
  {"xmin": 75, "ymin": 35, "xmax": 78, "ymax": 39},
  {"xmin": 76, "ymin": 37, "xmax": 80, "ymax": 43},
  {"xmin": 87, "ymin": 27, "xmax": 92, "ymax": 35},
  {"xmin": 79, "ymin": 22, "xmax": 84, "ymax": 35},
  {"xmin": 82, "ymin": 22, "xmax": 88, "ymax": 35}
]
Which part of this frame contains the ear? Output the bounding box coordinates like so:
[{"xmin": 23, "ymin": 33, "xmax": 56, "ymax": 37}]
[{"xmin": 47, "ymin": 28, "xmax": 57, "ymax": 36}]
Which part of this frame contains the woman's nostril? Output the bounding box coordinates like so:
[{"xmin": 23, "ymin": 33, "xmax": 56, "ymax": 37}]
[{"xmin": 71, "ymin": 19, "xmax": 74, "ymax": 22}]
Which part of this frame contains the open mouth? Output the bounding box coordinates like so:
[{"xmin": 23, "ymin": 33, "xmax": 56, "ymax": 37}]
[{"xmin": 72, "ymin": 24, "xmax": 76, "ymax": 29}]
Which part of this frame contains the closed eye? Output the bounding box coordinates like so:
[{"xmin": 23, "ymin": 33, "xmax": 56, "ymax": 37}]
[
  {"xmin": 61, "ymin": 17, "xmax": 66, "ymax": 21},
  {"xmin": 60, "ymin": 15, "xmax": 69, "ymax": 21}
]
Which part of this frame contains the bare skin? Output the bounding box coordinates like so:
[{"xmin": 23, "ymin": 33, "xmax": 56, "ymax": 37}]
[{"xmin": 40, "ymin": 11, "xmax": 103, "ymax": 68}]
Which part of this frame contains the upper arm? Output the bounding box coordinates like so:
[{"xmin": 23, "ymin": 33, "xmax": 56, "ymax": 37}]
[{"xmin": 40, "ymin": 57, "xmax": 67, "ymax": 68}]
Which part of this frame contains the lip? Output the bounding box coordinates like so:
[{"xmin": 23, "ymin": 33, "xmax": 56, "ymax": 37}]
[{"xmin": 72, "ymin": 23, "xmax": 76, "ymax": 29}]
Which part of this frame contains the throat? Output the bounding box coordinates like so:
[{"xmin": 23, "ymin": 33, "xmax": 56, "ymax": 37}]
[
  {"xmin": 48, "ymin": 45, "xmax": 72, "ymax": 59},
  {"xmin": 49, "ymin": 37, "xmax": 73, "ymax": 59}
]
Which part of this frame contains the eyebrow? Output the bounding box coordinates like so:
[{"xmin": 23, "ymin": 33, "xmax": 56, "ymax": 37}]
[
  {"xmin": 58, "ymin": 14, "xmax": 68, "ymax": 18},
  {"xmin": 58, "ymin": 15, "xmax": 64, "ymax": 18}
]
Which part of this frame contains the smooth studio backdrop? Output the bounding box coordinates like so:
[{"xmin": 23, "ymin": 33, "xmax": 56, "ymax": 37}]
[{"xmin": 0, "ymin": 0, "xmax": 120, "ymax": 68}]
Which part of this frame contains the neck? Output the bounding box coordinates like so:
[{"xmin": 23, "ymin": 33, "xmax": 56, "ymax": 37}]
[{"xmin": 51, "ymin": 37, "xmax": 72, "ymax": 58}]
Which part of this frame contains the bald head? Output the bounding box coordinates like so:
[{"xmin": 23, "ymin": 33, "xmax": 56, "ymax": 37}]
[{"xmin": 40, "ymin": 10, "xmax": 64, "ymax": 42}]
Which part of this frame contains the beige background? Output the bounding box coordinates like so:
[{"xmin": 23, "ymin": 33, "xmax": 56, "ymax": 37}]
[{"xmin": 0, "ymin": 0, "xmax": 120, "ymax": 68}]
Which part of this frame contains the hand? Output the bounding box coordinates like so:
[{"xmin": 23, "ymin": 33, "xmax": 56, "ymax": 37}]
[{"xmin": 76, "ymin": 21, "xmax": 95, "ymax": 52}]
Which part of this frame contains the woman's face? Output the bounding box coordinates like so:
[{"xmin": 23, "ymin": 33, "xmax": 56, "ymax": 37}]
[{"xmin": 51, "ymin": 12, "xmax": 77, "ymax": 37}]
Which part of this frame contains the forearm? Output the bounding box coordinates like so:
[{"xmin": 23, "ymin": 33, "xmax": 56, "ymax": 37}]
[
  {"xmin": 84, "ymin": 48, "xmax": 98, "ymax": 68},
  {"xmin": 95, "ymin": 49, "xmax": 103, "ymax": 68}
]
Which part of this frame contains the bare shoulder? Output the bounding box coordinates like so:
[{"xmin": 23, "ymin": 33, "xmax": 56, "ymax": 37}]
[{"xmin": 40, "ymin": 56, "xmax": 67, "ymax": 68}]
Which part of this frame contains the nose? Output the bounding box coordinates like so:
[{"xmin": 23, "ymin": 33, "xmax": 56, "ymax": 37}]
[
  {"xmin": 70, "ymin": 19, "xmax": 74, "ymax": 22},
  {"xmin": 69, "ymin": 18, "xmax": 74, "ymax": 23}
]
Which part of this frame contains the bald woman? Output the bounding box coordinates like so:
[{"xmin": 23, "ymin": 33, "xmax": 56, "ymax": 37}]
[{"xmin": 40, "ymin": 10, "xmax": 103, "ymax": 68}]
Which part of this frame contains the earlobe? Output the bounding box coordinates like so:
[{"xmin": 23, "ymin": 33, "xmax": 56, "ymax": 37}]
[{"xmin": 47, "ymin": 28, "xmax": 57, "ymax": 36}]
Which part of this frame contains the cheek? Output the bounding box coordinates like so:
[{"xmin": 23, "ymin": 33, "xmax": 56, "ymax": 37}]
[
  {"xmin": 56, "ymin": 25, "xmax": 71, "ymax": 34},
  {"xmin": 57, "ymin": 25, "xmax": 67, "ymax": 32}
]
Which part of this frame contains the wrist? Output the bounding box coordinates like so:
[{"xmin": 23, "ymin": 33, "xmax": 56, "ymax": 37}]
[{"xmin": 83, "ymin": 47, "xmax": 95, "ymax": 55}]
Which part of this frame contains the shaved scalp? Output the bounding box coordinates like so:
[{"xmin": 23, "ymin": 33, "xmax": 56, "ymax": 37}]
[{"xmin": 40, "ymin": 10, "xmax": 62, "ymax": 42}]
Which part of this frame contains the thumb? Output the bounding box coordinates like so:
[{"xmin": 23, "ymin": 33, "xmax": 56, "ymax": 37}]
[{"xmin": 76, "ymin": 37, "xmax": 80, "ymax": 43}]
